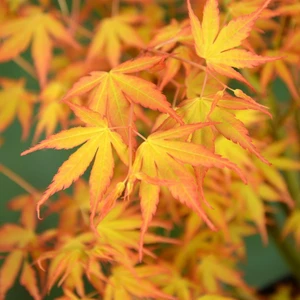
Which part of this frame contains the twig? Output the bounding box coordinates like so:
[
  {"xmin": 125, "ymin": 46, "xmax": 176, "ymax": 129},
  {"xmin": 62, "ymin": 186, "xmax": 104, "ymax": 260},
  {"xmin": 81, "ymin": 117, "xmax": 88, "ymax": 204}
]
[
  {"xmin": 0, "ymin": 164, "xmax": 39, "ymax": 197},
  {"xmin": 58, "ymin": 0, "xmax": 69, "ymax": 16},
  {"xmin": 13, "ymin": 56, "xmax": 37, "ymax": 79}
]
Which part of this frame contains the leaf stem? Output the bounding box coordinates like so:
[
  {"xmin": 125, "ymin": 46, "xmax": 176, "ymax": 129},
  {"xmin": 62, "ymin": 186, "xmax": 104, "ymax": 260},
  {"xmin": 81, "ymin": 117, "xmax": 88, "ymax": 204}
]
[
  {"xmin": 13, "ymin": 56, "xmax": 37, "ymax": 79},
  {"xmin": 128, "ymin": 102, "xmax": 134, "ymax": 174},
  {"xmin": 111, "ymin": 0, "xmax": 120, "ymax": 17},
  {"xmin": 145, "ymin": 48, "xmax": 229, "ymax": 90},
  {"xmin": 58, "ymin": 0, "xmax": 69, "ymax": 16},
  {"xmin": 0, "ymin": 164, "xmax": 39, "ymax": 197},
  {"xmin": 133, "ymin": 129, "xmax": 147, "ymax": 141}
]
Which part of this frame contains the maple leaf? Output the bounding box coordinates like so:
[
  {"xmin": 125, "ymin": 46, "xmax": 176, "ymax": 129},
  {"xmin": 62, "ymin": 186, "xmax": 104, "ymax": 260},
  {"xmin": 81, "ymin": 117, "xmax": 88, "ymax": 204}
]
[
  {"xmin": 159, "ymin": 45, "xmax": 192, "ymax": 90},
  {"xmin": 33, "ymin": 80, "xmax": 71, "ymax": 142},
  {"xmin": 187, "ymin": 0, "xmax": 277, "ymax": 86},
  {"xmin": 21, "ymin": 102, "xmax": 128, "ymax": 219},
  {"xmin": 38, "ymin": 232, "xmax": 104, "ymax": 294},
  {"xmin": 104, "ymin": 264, "xmax": 173, "ymax": 300},
  {"xmin": 63, "ymin": 56, "xmax": 184, "ymax": 143},
  {"xmin": 0, "ymin": 78, "xmax": 35, "ymax": 140},
  {"xmin": 153, "ymin": 264, "xmax": 195, "ymax": 300},
  {"xmin": 0, "ymin": 6, "xmax": 78, "ymax": 87},
  {"xmin": 282, "ymin": 210, "xmax": 300, "ymax": 248},
  {"xmin": 148, "ymin": 19, "xmax": 192, "ymax": 52},
  {"xmin": 0, "ymin": 216, "xmax": 54, "ymax": 300},
  {"xmin": 87, "ymin": 12, "xmax": 144, "ymax": 66},
  {"xmin": 0, "ymin": 250, "xmax": 25, "ymax": 300},
  {"xmin": 46, "ymin": 179, "xmax": 90, "ymax": 234},
  {"xmin": 159, "ymin": 93, "xmax": 271, "ymax": 163},
  {"xmin": 197, "ymin": 255, "xmax": 248, "ymax": 293},
  {"xmin": 231, "ymin": 181, "xmax": 268, "ymax": 243},
  {"xmin": 96, "ymin": 203, "xmax": 175, "ymax": 259},
  {"xmin": 127, "ymin": 123, "xmax": 246, "ymax": 259}
]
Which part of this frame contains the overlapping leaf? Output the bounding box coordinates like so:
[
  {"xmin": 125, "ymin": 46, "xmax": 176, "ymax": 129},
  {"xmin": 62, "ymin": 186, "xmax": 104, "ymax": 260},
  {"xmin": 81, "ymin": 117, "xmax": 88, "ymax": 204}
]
[
  {"xmin": 63, "ymin": 56, "xmax": 183, "ymax": 143},
  {"xmin": 127, "ymin": 123, "xmax": 246, "ymax": 259},
  {"xmin": 22, "ymin": 103, "xmax": 128, "ymax": 219}
]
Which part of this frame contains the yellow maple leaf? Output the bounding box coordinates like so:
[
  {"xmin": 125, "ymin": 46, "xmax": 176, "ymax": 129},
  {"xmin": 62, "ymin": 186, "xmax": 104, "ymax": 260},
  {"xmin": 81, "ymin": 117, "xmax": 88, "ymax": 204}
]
[
  {"xmin": 22, "ymin": 102, "xmax": 128, "ymax": 220},
  {"xmin": 187, "ymin": 0, "xmax": 277, "ymax": 86},
  {"xmin": 0, "ymin": 6, "xmax": 78, "ymax": 87},
  {"xmin": 87, "ymin": 12, "xmax": 144, "ymax": 66}
]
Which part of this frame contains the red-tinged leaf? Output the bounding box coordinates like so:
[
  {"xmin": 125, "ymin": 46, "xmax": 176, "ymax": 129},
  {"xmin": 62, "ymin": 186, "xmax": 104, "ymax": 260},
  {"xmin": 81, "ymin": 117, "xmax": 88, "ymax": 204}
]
[
  {"xmin": 148, "ymin": 19, "xmax": 191, "ymax": 51},
  {"xmin": 20, "ymin": 261, "xmax": 41, "ymax": 300},
  {"xmin": 210, "ymin": 109, "xmax": 270, "ymax": 165},
  {"xmin": 202, "ymin": 0, "xmax": 219, "ymax": 55},
  {"xmin": 31, "ymin": 26, "xmax": 52, "ymax": 88},
  {"xmin": 62, "ymin": 57, "xmax": 183, "ymax": 144},
  {"xmin": 111, "ymin": 72, "xmax": 183, "ymax": 125},
  {"xmin": 174, "ymin": 96, "xmax": 270, "ymax": 164},
  {"xmin": 21, "ymin": 104, "xmax": 128, "ymax": 219},
  {"xmin": 62, "ymin": 72, "xmax": 106, "ymax": 101},
  {"xmin": 155, "ymin": 140, "xmax": 246, "ymax": 181},
  {"xmin": 138, "ymin": 153, "xmax": 160, "ymax": 261},
  {"xmin": 186, "ymin": 0, "xmax": 204, "ymax": 58},
  {"xmin": 107, "ymin": 76, "xmax": 132, "ymax": 144},
  {"xmin": 159, "ymin": 56, "xmax": 181, "ymax": 90},
  {"xmin": 0, "ymin": 250, "xmax": 23, "ymax": 299},
  {"xmin": 150, "ymin": 122, "xmax": 215, "ymax": 140},
  {"xmin": 208, "ymin": 63, "xmax": 252, "ymax": 87},
  {"xmin": 211, "ymin": 0, "xmax": 272, "ymax": 53},
  {"xmin": 217, "ymin": 91, "xmax": 271, "ymax": 117},
  {"xmin": 209, "ymin": 49, "xmax": 276, "ymax": 69},
  {"xmin": 22, "ymin": 127, "xmax": 105, "ymax": 154},
  {"xmin": 89, "ymin": 133, "xmax": 114, "ymax": 227},
  {"xmin": 187, "ymin": 0, "xmax": 277, "ymax": 85},
  {"xmin": 127, "ymin": 124, "xmax": 248, "ymax": 258}
]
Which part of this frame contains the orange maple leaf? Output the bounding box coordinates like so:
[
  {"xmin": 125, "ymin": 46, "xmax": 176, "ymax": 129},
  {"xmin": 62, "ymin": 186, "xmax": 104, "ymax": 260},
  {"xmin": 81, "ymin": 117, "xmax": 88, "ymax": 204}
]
[
  {"xmin": 187, "ymin": 0, "xmax": 277, "ymax": 86},
  {"xmin": 63, "ymin": 56, "xmax": 184, "ymax": 144},
  {"xmin": 0, "ymin": 6, "xmax": 78, "ymax": 87},
  {"xmin": 21, "ymin": 102, "xmax": 128, "ymax": 220},
  {"xmin": 126, "ymin": 123, "xmax": 247, "ymax": 260}
]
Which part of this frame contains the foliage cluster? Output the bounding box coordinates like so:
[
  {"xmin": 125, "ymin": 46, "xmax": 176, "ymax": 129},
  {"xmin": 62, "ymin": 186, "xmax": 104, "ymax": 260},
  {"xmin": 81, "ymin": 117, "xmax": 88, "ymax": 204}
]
[{"xmin": 0, "ymin": 0, "xmax": 300, "ymax": 299}]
